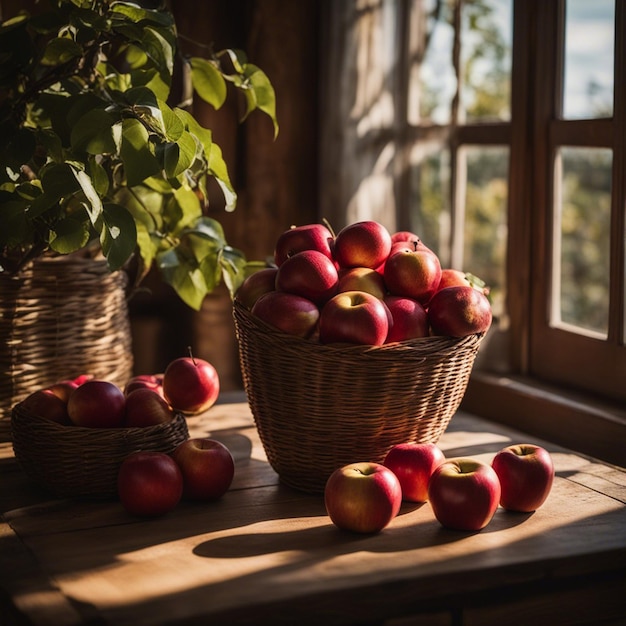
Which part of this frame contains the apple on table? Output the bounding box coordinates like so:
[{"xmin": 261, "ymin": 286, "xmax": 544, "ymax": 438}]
[
  {"xmin": 324, "ymin": 462, "xmax": 402, "ymax": 534},
  {"xmin": 428, "ymin": 457, "xmax": 501, "ymax": 531},
  {"xmin": 491, "ymin": 444, "xmax": 554, "ymax": 513}
]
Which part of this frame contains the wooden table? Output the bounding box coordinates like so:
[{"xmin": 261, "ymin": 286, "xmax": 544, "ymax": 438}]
[{"xmin": 1, "ymin": 396, "xmax": 625, "ymax": 626}]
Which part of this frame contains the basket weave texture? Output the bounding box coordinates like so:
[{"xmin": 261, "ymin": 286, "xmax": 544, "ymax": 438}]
[
  {"xmin": 0, "ymin": 253, "xmax": 134, "ymax": 422},
  {"xmin": 233, "ymin": 300, "xmax": 484, "ymax": 493},
  {"xmin": 11, "ymin": 403, "xmax": 189, "ymax": 498}
]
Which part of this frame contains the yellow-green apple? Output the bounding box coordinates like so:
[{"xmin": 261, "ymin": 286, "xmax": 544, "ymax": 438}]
[
  {"xmin": 162, "ymin": 354, "xmax": 220, "ymax": 415},
  {"xmin": 428, "ymin": 458, "xmax": 501, "ymax": 531},
  {"xmin": 319, "ymin": 290, "xmax": 389, "ymax": 345},
  {"xmin": 491, "ymin": 444, "xmax": 554, "ymax": 513},
  {"xmin": 333, "ymin": 220, "xmax": 392, "ymax": 269},
  {"xmin": 67, "ymin": 380, "xmax": 126, "ymax": 428},
  {"xmin": 384, "ymin": 246, "xmax": 442, "ymax": 304},
  {"xmin": 383, "ymin": 295, "xmax": 429, "ymax": 343},
  {"xmin": 337, "ymin": 267, "xmax": 386, "ymax": 300},
  {"xmin": 20, "ymin": 389, "xmax": 72, "ymax": 425},
  {"xmin": 324, "ymin": 462, "xmax": 402, "ymax": 533},
  {"xmin": 234, "ymin": 267, "xmax": 278, "ymax": 310},
  {"xmin": 124, "ymin": 388, "xmax": 174, "ymax": 428},
  {"xmin": 124, "ymin": 374, "xmax": 164, "ymax": 397},
  {"xmin": 117, "ymin": 451, "xmax": 183, "ymax": 517},
  {"xmin": 275, "ymin": 249, "xmax": 339, "ymax": 305},
  {"xmin": 252, "ymin": 290, "xmax": 319, "ymax": 338},
  {"xmin": 383, "ymin": 442, "xmax": 446, "ymax": 502},
  {"xmin": 172, "ymin": 438, "xmax": 235, "ymax": 501},
  {"xmin": 273, "ymin": 223, "xmax": 335, "ymax": 266},
  {"xmin": 427, "ymin": 285, "xmax": 492, "ymax": 337}
]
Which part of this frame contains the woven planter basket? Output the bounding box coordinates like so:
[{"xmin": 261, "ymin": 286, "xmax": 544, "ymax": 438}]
[
  {"xmin": 233, "ymin": 300, "xmax": 484, "ymax": 493},
  {"xmin": 0, "ymin": 253, "xmax": 134, "ymax": 422},
  {"xmin": 11, "ymin": 403, "xmax": 189, "ymax": 498}
]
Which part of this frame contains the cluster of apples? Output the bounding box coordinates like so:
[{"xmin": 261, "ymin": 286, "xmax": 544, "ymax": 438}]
[
  {"xmin": 18, "ymin": 351, "xmax": 220, "ymax": 428},
  {"xmin": 235, "ymin": 220, "xmax": 492, "ymax": 345},
  {"xmin": 324, "ymin": 442, "xmax": 555, "ymax": 534}
]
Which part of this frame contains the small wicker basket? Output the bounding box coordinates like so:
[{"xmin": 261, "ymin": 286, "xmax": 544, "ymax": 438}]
[
  {"xmin": 11, "ymin": 403, "xmax": 189, "ymax": 499},
  {"xmin": 233, "ymin": 300, "xmax": 484, "ymax": 493}
]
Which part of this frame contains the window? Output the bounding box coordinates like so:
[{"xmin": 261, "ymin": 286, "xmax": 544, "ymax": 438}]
[{"xmin": 320, "ymin": 0, "xmax": 625, "ymax": 463}]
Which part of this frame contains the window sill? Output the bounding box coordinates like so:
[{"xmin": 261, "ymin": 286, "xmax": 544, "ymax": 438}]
[{"xmin": 461, "ymin": 371, "xmax": 626, "ymax": 468}]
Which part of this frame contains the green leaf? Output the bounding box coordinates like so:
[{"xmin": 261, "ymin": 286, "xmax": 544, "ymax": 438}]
[
  {"xmin": 207, "ymin": 142, "xmax": 237, "ymax": 211},
  {"xmin": 72, "ymin": 167, "xmax": 103, "ymax": 224},
  {"xmin": 40, "ymin": 163, "xmax": 81, "ymax": 201},
  {"xmin": 49, "ymin": 217, "xmax": 90, "ymax": 253},
  {"xmin": 220, "ymin": 246, "xmax": 248, "ymax": 296},
  {"xmin": 40, "ymin": 37, "xmax": 83, "ymax": 66},
  {"xmin": 142, "ymin": 26, "xmax": 174, "ymax": 79},
  {"xmin": 157, "ymin": 248, "xmax": 207, "ymax": 311},
  {"xmin": 242, "ymin": 64, "xmax": 279, "ymax": 139},
  {"xmin": 99, "ymin": 203, "xmax": 137, "ymax": 270},
  {"xmin": 110, "ymin": 2, "xmax": 175, "ymax": 29},
  {"xmin": 120, "ymin": 118, "xmax": 161, "ymax": 186},
  {"xmin": 70, "ymin": 108, "xmax": 117, "ymax": 154},
  {"xmin": 89, "ymin": 157, "xmax": 110, "ymax": 197},
  {"xmin": 0, "ymin": 199, "xmax": 29, "ymax": 247},
  {"xmin": 190, "ymin": 57, "xmax": 227, "ymax": 109},
  {"xmin": 159, "ymin": 131, "xmax": 197, "ymax": 179}
]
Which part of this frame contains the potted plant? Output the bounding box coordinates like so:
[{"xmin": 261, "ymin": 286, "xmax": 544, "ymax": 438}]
[{"xmin": 0, "ymin": 0, "xmax": 278, "ymax": 417}]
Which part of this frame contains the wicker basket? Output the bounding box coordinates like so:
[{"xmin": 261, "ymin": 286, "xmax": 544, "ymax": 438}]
[
  {"xmin": 11, "ymin": 402, "xmax": 189, "ymax": 499},
  {"xmin": 0, "ymin": 253, "xmax": 134, "ymax": 423},
  {"xmin": 233, "ymin": 300, "xmax": 484, "ymax": 493}
]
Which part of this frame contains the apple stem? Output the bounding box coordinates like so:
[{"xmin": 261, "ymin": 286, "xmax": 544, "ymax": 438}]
[
  {"xmin": 322, "ymin": 217, "xmax": 336, "ymax": 238},
  {"xmin": 187, "ymin": 345, "xmax": 197, "ymax": 366}
]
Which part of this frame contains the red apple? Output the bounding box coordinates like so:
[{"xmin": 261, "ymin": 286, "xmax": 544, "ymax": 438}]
[
  {"xmin": 117, "ymin": 451, "xmax": 183, "ymax": 517},
  {"xmin": 171, "ymin": 438, "xmax": 235, "ymax": 501},
  {"xmin": 275, "ymin": 249, "xmax": 339, "ymax": 305},
  {"xmin": 391, "ymin": 230, "xmax": 421, "ymax": 245},
  {"xmin": 337, "ymin": 267, "xmax": 386, "ymax": 300},
  {"xmin": 72, "ymin": 374, "xmax": 94, "ymax": 386},
  {"xmin": 383, "ymin": 246, "xmax": 442, "ymax": 304},
  {"xmin": 20, "ymin": 389, "xmax": 71, "ymax": 425},
  {"xmin": 234, "ymin": 267, "xmax": 279, "ymax": 310},
  {"xmin": 428, "ymin": 458, "xmax": 501, "ymax": 531},
  {"xmin": 427, "ymin": 285, "xmax": 492, "ymax": 337},
  {"xmin": 333, "ymin": 221, "xmax": 392, "ymax": 269},
  {"xmin": 437, "ymin": 269, "xmax": 470, "ymax": 291},
  {"xmin": 251, "ymin": 290, "xmax": 319, "ymax": 338},
  {"xmin": 45, "ymin": 380, "xmax": 79, "ymax": 403},
  {"xmin": 383, "ymin": 295, "xmax": 429, "ymax": 343},
  {"xmin": 162, "ymin": 353, "xmax": 220, "ymax": 415},
  {"xmin": 319, "ymin": 290, "xmax": 389, "ymax": 345},
  {"xmin": 324, "ymin": 462, "xmax": 402, "ymax": 533},
  {"xmin": 491, "ymin": 444, "xmax": 554, "ymax": 513},
  {"xmin": 67, "ymin": 380, "xmax": 126, "ymax": 428},
  {"xmin": 124, "ymin": 374, "xmax": 164, "ymax": 397},
  {"xmin": 124, "ymin": 388, "xmax": 174, "ymax": 428},
  {"xmin": 273, "ymin": 223, "xmax": 335, "ymax": 266},
  {"xmin": 383, "ymin": 442, "xmax": 446, "ymax": 502}
]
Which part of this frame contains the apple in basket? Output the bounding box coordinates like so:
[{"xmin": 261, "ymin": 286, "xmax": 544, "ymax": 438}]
[
  {"xmin": 67, "ymin": 380, "xmax": 126, "ymax": 428},
  {"xmin": 172, "ymin": 438, "xmax": 235, "ymax": 501},
  {"xmin": 20, "ymin": 389, "xmax": 72, "ymax": 425},
  {"xmin": 428, "ymin": 458, "xmax": 501, "ymax": 531},
  {"xmin": 428, "ymin": 285, "xmax": 492, "ymax": 338},
  {"xmin": 124, "ymin": 374, "xmax": 164, "ymax": 397},
  {"xmin": 252, "ymin": 290, "xmax": 320, "ymax": 338},
  {"xmin": 162, "ymin": 352, "xmax": 220, "ymax": 415},
  {"xmin": 383, "ymin": 442, "xmax": 446, "ymax": 502},
  {"xmin": 333, "ymin": 220, "xmax": 392, "ymax": 270},
  {"xmin": 124, "ymin": 388, "xmax": 174, "ymax": 428},
  {"xmin": 273, "ymin": 223, "xmax": 335, "ymax": 266},
  {"xmin": 319, "ymin": 290, "xmax": 389, "ymax": 346},
  {"xmin": 325, "ymin": 462, "xmax": 402, "ymax": 533},
  {"xmin": 118, "ymin": 451, "xmax": 183, "ymax": 517},
  {"xmin": 491, "ymin": 444, "xmax": 554, "ymax": 513},
  {"xmin": 383, "ymin": 244, "xmax": 442, "ymax": 305},
  {"xmin": 336, "ymin": 267, "xmax": 387, "ymax": 300},
  {"xmin": 235, "ymin": 267, "xmax": 279, "ymax": 310},
  {"xmin": 383, "ymin": 295, "xmax": 429, "ymax": 343}
]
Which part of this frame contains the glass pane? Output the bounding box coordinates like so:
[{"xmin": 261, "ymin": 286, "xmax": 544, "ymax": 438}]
[
  {"xmin": 563, "ymin": 0, "xmax": 614, "ymax": 119},
  {"xmin": 407, "ymin": 143, "xmax": 451, "ymax": 263},
  {"xmin": 413, "ymin": 0, "xmax": 457, "ymax": 125},
  {"xmin": 461, "ymin": 0, "xmax": 512, "ymax": 122},
  {"xmin": 553, "ymin": 147, "xmax": 612, "ymax": 336},
  {"xmin": 461, "ymin": 146, "xmax": 509, "ymax": 320}
]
